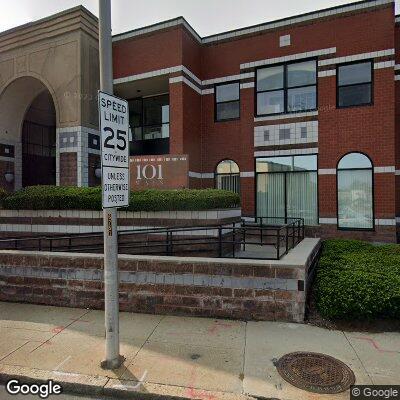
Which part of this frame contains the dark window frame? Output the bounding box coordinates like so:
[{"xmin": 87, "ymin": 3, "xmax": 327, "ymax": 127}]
[
  {"xmin": 214, "ymin": 81, "xmax": 241, "ymax": 122},
  {"xmin": 255, "ymin": 58, "xmax": 318, "ymax": 117},
  {"xmin": 214, "ymin": 158, "xmax": 241, "ymax": 193},
  {"xmin": 254, "ymin": 154, "xmax": 319, "ymax": 225},
  {"xmin": 128, "ymin": 93, "xmax": 170, "ymax": 141},
  {"xmin": 336, "ymin": 151, "xmax": 375, "ymax": 231},
  {"xmin": 336, "ymin": 60, "xmax": 374, "ymax": 109}
]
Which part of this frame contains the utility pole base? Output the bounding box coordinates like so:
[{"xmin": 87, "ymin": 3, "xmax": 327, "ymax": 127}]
[{"xmin": 100, "ymin": 355, "xmax": 125, "ymax": 370}]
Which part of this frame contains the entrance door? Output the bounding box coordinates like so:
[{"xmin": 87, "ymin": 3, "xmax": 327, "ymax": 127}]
[{"xmin": 22, "ymin": 121, "xmax": 56, "ymax": 187}]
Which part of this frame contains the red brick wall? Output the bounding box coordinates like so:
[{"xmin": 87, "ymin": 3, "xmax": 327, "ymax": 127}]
[
  {"xmin": 59, "ymin": 153, "xmax": 77, "ymax": 186},
  {"xmin": 0, "ymin": 244, "xmax": 320, "ymax": 322},
  {"xmin": 111, "ymin": 3, "xmax": 397, "ymax": 241}
]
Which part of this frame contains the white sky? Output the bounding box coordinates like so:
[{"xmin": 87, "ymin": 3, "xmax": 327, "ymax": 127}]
[{"xmin": 0, "ymin": 0, "xmax": 398, "ymax": 37}]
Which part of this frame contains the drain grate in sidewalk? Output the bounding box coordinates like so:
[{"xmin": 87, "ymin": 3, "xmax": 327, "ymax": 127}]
[{"xmin": 275, "ymin": 351, "xmax": 355, "ymax": 394}]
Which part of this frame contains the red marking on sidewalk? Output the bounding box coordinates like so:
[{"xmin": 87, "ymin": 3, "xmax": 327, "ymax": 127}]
[
  {"xmin": 185, "ymin": 365, "xmax": 216, "ymax": 400},
  {"xmin": 51, "ymin": 326, "xmax": 65, "ymax": 334},
  {"xmin": 353, "ymin": 336, "xmax": 399, "ymax": 353},
  {"xmin": 207, "ymin": 321, "xmax": 232, "ymax": 335}
]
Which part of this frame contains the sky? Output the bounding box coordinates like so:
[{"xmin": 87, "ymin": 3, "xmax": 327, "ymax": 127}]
[{"xmin": 0, "ymin": 0, "xmax": 398, "ymax": 37}]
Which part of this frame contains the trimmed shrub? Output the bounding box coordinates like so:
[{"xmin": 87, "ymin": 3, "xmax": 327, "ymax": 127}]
[
  {"xmin": 315, "ymin": 239, "xmax": 400, "ymax": 320},
  {"xmin": 0, "ymin": 187, "xmax": 9, "ymax": 206},
  {"xmin": 2, "ymin": 185, "xmax": 240, "ymax": 211}
]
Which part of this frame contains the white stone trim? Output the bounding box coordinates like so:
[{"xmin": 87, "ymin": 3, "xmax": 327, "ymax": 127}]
[
  {"xmin": 240, "ymin": 171, "xmax": 255, "ymax": 178},
  {"xmin": 374, "ymin": 166, "xmax": 395, "ymax": 173},
  {"xmin": 240, "ymin": 82, "xmax": 254, "ymax": 89},
  {"xmin": 113, "ymin": 17, "xmax": 202, "ymax": 44},
  {"xmin": 395, "ymin": 170, "xmax": 400, "ymax": 175},
  {"xmin": 202, "ymin": 72, "xmax": 254, "ymax": 85},
  {"xmin": 202, "ymin": 88, "xmax": 215, "ymax": 95},
  {"xmin": 396, "ymin": 15, "xmax": 400, "ymax": 23},
  {"xmin": 318, "ymin": 49, "xmax": 395, "ymax": 67},
  {"xmin": 374, "ymin": 60, "xmax": 395, "ymax": 69},
  {"xmin": 169, "ymin": 76, "xmax": 202, "ymax": 95},
  {"xmin": 318, "ymin": 169, "xmax": 336, "ymax": 175},
  {"xmin": 254, "ymin": 147, "xmax": 318, "ymax": 157},
  {"xmin": 318, "ymin": 70, "xmax": 336, "ymax": 78},
  {"xmin": 254, "ymin": 111, "xmax": 318, "ymax": 122},
  {"xmin": 114, "ymin": 66, "xmax": 183, "ymax": 85},
  {"xmin": 241, "ymin": 48, "xmax": 336, "ymax": 70},
  {"xmin": 0, "ymin": 156, "xmax": 14, "ymax": 162},
  {"xmin": 396, "ymin": 217, "xmax": 400, "ymax": 224},
  {"xmin": 395, "ymin": 76, "xmax": 400, "ymax": 81},
  {"xmin": 395, "ymin": 64, "xmax": 400, "ymax": 70},
  {"xmin": 188, "ymin": 171, "xmax": 214, "ymax": 179},
  {"xmin": 319, "ymin": 218, "xmax": 337, "ymax": 224},
  {"xmin": 113, "ymin": 1, "xmax": 393, "ymax": 45},
  {"xmin": 375, "ymin": 218, "xmax": 396, "ymax": 226}
]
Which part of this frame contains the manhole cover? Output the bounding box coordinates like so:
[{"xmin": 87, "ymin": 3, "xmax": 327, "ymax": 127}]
[{"xmin": 275, "ymin": 352, "xmax": 355, "ymax": 394}]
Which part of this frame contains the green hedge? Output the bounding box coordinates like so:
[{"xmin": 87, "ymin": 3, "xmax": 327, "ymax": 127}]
[
  {"xmin": 0, "ymin": 188, "xmax": 8, "ymax": 206},
  {"xmin": 1, "ymin": 185, "xmax": 240, "ymax": 211},
  {"xmin": 315, "ymin": 239, "xmax": 400, "ymax": 320}
]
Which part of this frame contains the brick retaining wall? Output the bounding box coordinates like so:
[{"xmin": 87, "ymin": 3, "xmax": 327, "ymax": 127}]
[{"xmin": 0, "ymin": 238, "xmax": 320, "ymax": 322}]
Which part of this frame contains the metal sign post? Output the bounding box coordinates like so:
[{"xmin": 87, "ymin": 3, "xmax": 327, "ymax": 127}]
[{"xmin": 98, "ymin": 0, "xmax": 128, "ymax": 370}]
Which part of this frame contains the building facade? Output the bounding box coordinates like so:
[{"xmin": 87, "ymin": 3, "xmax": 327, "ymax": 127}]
[{"xmin": 0, "ymin": 0, "xmax": 400, "ymax": 242}]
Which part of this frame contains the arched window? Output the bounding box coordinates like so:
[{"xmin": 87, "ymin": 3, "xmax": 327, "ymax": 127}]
[
  {"xmin": 337, "ymin": 152, "xmax": 373, "ymax": 230},
  {"xmin": 215, "ymin": 160, "xmax": 240, "ymax": 193}
]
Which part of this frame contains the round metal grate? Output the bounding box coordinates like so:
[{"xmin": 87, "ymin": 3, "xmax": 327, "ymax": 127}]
[{"xmin": 275, "ymin": 352, "xmax": 355, "ymax": 394}]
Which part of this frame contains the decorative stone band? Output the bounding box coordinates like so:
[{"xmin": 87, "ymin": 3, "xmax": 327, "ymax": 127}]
[
  {"xmin": 188, "ymin": 171, "xmax": 254, "ymax": 179},
  {"xmin": 254, "ymin": 121, "xmax": 318, "ymax": 148},
  {"xmin": 56, "ymin": 126, "xmax": 100, "ymax": 187},
  {"xmin": 319, "ymin": 217, "xmax": 396, "ymax": 226},
  {"xmin": 241, "ymin": 48, "xmax": 336, "ymax": 70},
  {"xmin": 112, "ymin": 0, "xmax": 392, "ymax": 45},
  {"xmin": 0, "ymin": 208, "xmax": 242, "ymax": 235},
  {"xmin": 254, "ymin": 147, "xmax": 318, "ymax": 157},
  {"xmin": 254, "ymin": 111, "xmax": 318, "ymax": 123},
  {"xmin": 319, "ymin": 167, "xmax": 396, "ymax": 175},
  {"xmin": 318, "ymin": 49, "xmax": 394, "ymax": 66}
]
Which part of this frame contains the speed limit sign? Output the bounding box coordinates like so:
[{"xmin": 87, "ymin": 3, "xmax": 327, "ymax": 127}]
[{"xmin": 99, "ymin": 91, "xmax": 130, "ymax": 208}]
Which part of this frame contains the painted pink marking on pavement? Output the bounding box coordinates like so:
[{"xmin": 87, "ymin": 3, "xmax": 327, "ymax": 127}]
[
  {"xmin": 207, "ymin": 321, "xmax": 232, "ymax": 335},
  {"xmin": 185, "ymin": 364, "xmax": 217, "ymax": 400},
  {"xmin": 51, "ymin": 326, "xmax": 65, "ymax": 334},
  {"xmin": 353, "ymin": 336, "xmax": 399, "ymax": 353}
]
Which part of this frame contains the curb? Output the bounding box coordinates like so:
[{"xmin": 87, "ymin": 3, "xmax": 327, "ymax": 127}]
[{"xmin": 0, "ymin": 364, "xmax": 257, "ymax": 400}]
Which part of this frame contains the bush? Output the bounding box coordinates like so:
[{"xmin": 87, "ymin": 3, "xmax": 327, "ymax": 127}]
[
  {"xmin": 2, "ymin": 185, "xmax": 240, "ymax": 211},
  {"xmin": 0, "ymin": 187, "xmax": 9, "ymax": 206},
  {"xmin": 315, "ymin": 239, "xmax": 400, "ymax": 320}
]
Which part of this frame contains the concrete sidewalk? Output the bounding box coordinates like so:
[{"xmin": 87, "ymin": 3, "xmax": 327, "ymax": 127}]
[{"xmin": 0, "ymin": 302, "xmax": 399, "ymax": 400}]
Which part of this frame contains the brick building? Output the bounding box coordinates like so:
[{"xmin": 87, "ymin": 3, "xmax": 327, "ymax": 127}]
[{"xmin": 0, "ymin": 0, "xmax": 400, "ymax": 242}]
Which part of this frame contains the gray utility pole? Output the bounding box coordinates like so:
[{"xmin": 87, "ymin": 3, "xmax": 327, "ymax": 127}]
[{"xmin": 99, "ymin": 0, "xmax": 124, "ymax": 370}]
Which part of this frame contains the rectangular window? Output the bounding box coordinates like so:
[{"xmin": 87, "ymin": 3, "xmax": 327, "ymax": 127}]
[
  {"xmin": 256, "ymin": 60, "xmax": 317, "ymax": 116},
  {"xmin": 337, "ymin": 61, "xmax": 372, "ymax": 108},
  {"xmin": 256, "ymin": 155, "xmax": 318, "ymax": 225},
  {"xmin": 128, "ymin": 94, "xmax": 169, "ymax": 141},
  {"xmin": 215, "ymin": 82, "xmax": 240, "ymax": 121}
]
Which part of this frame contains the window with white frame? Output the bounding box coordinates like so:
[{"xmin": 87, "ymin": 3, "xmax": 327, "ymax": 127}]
[{"xmin": 337, "ymin": 152, "xmax": 374, "ymax": 230}]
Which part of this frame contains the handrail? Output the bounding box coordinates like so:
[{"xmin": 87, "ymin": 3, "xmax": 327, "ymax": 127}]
[{"xmin": 0, "ymin": 218, "xmax": 304, "ymax": 260}]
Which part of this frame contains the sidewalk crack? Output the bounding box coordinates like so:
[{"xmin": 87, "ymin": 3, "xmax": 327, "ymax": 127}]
[
  {"xmin": 29, "ymin": 309, "xmax": 92, "ymax": 353},
  {"xmin": 342, "ymin": 331, "xmax": 373, "ymax": 385}
]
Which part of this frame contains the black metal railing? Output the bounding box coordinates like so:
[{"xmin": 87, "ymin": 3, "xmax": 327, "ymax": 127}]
[{"xmin": 0, "ymin": 218, "xmax": 304, "ymax": 260}]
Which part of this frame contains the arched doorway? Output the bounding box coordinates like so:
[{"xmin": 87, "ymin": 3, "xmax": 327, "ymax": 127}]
[{"xmin": 22, "ymin": 91, "xmax": 56, "ymax": 187}]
